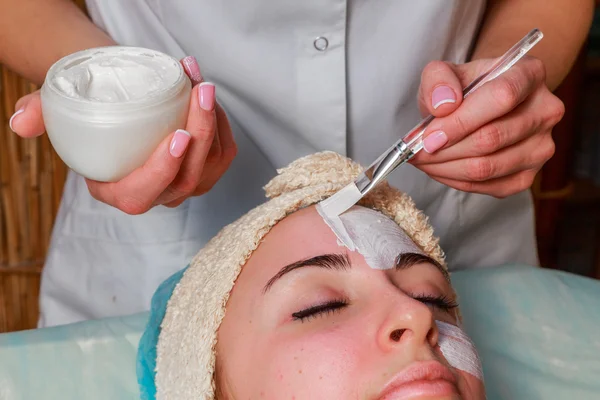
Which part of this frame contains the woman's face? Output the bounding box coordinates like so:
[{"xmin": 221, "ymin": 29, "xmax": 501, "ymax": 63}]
[{"xmin": 216, "ymin": 206, "xmax": 485, "ymax": 399}]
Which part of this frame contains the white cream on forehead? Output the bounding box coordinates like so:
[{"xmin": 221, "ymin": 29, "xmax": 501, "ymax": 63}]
[
  {"xmin": 316, "ymin": 205, "xmax": 425, "ymax": 270},
  {"xmin": 51, "ymin": 49, "xmax": 180, "ymax": 103}
]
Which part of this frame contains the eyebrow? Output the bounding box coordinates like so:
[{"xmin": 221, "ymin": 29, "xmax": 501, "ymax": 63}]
[
  {"xmin": 263, "ymin": 254, "xmax": 350, "ymax": 293},
  {"xmin": 263, "ymin": 252, "xmax": 449, "ymax": 293},
  {"xmin": 394, "ymin": 252, "xmax": 450, "ymax": 282}
]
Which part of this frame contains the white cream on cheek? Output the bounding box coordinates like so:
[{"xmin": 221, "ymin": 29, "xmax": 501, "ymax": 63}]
[
  {"xmin": 435, "ymin": 320, "xmax": 484, "ymax": 381},
  {"xmin": 52, "ymin": 50, "xmax": 180, "ymax": 103},
  {"xmin": 316, "ymin": 205, "xmax": 425, "ymax": 270}
]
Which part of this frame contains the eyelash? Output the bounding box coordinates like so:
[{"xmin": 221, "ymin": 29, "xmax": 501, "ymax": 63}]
[
  {"xmin": 411, "ymin": 293, "xmax": 459, "ymax": 313},
  {"xmin": 292, "ymin": 299, "xmax": 348, "ymax": 322},
  {"xmin": 291, "ymin": 294, "xmax": 458, "ymax": 322}
]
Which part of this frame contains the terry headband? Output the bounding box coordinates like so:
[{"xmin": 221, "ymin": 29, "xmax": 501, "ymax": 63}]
[{"xmin": 137, "ymin": 151, "xmax": 482, "ymax": 399}]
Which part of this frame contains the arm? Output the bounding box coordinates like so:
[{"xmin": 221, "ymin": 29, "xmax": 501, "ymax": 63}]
[
  {"xmin": 0, "ymin": 0, "xmax": 115, "ymax": 85},
  {"xmin": 471, "ymin": 0, "xmax": 596, "ymax": 90}
]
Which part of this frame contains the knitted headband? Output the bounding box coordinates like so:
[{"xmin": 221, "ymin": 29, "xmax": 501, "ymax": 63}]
[{"xmin": 139, "ymin": 151, "xmax": 448, "ymax": 399}]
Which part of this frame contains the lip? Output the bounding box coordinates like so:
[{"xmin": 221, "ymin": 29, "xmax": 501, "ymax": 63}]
[{"xmin": 378, "ymin": 361, "xmax": 459, "ymax": 400}]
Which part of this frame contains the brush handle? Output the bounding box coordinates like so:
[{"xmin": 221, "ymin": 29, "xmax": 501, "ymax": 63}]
[{"xmin": 360, "ymin": 28, "xmax": 544, "ymax": 192}]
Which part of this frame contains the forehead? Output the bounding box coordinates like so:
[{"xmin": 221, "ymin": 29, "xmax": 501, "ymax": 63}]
[
  {"xmin": 242, "ymin": 206, "xmax": 422, "ymax": 282},
  {"xmin": 229, "ymin": 206, "xmax": 338, "ymax": 293},
  {"xmin": 252, "ymin": 206, "xmax": 340, "ymax": 266}
]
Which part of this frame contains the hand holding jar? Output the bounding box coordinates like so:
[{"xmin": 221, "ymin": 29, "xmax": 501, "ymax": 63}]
[{"xmin": 9, "ymin": 49, "xmax": 237, "ymax": 214}]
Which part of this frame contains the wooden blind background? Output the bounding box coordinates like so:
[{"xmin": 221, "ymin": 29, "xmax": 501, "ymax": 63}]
[
  {"xmin": 0, "ymin": 68, "xmax": 69, "ymax": 332},
  {"xmin": 0, "ymin": 0, "xmax": 86, "ymax": 333}
]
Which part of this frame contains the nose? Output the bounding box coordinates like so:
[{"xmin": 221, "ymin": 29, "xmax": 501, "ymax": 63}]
[{"xmin": 376, "ymin": 296, "xmax": 439, "ymax": 352}]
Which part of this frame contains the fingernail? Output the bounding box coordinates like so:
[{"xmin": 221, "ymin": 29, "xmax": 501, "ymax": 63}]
[
  {"xmin": 423, "ymin": 131, "xmax": 448, "ymax": 153},
  {"xmin": 199, "ymin": 82, "xmax": 215, "ymax": 111},
  {"xmin": 182, "ymin": 56, "xmax": 202, "ymax": 86},
  {"xmin": 9, "ymin": 108, "xmax": 25, "ymax": 132},
  {"xmin": 170, "ymin": 129, "xmax": 191, "ymax": 158},
  {"xmin": 432, "ymin": 86, "xmax": 456, "ymax": 109}
]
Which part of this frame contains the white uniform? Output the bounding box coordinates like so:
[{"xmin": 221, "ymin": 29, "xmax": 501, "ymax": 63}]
[{"xmin": 38, "ymin": 0, "xmax": 539, "ymax": 328}]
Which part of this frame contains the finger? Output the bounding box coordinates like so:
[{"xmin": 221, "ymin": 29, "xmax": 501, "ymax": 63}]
[
  {"xmin": 414, "ymin": 90, "xmax": 539, "ymax": 165},
  {"xmin": 192, "ymin": 104, "xmax": 239, "ymax": 195},
  {"xmin": 418, "ymin": 56, "xmax": 546, "ymax": 155},
  {"xmin": 205, "ymin": 103, "xmax": 235, "ymax": 168},
  {"xmin": 450, "ymin": 58, "xmax": 498, "ymax": 88},
  {"xmin": 154, "ymin": 82, "xmax": 217, "ymax": 204},
  {"xmin": 163, "ymin": 197, "xmax": 187, "ymax": 209},
  {"xmin": 414, "ymin": 80, "xmax": 562, "ymax": 165},
  {"xmin": 163, "ymin": 103, "xmax": 234, "ymax": 205},
  {"xmin": 206, "ymin": 104, "xmax": 223, "ymax": 162},
  {"xmin": 86, "ymin": 129, "xmax": 190, "ymax": 215},
  {"xmin": 418, "ymin": 61, "xmax": 464, "ymax": 118},
  {"xmin": 181, "ymin": 56, "xmax": 203, "ymax": 87},
  {"xmin": 215, "ymin": 103, "xmax": 237, "ymax": 160},
  {"xmin": 183, "ymin": 104, "xmax": 226, "ymax": 198},
  {"xmin": 181, "ymin": 56, "xmax": 223, "ymax": 180},
  {"xmin": 418, "ymin": 129, "xmax": 555, "ymax": 182},
  {"xmin": 197, "ymin": 103, "xmax": 225, "ymax": 175},
  {"xmin": 433, "ymin": 169, "xmax": 540, "ymax": 199},
  {"xmin": 9, "ymin": 91, "xmax": 46, "ymax": 138}
]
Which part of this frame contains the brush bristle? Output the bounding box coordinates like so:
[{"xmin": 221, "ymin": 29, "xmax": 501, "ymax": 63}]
[{"xmin": 318, "ymin": 183, "xmax": 362, "ymax": 218}]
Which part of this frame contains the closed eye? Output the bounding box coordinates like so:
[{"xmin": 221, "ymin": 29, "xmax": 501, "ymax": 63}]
[{"xmin": 292, "ymin": 299, "xmax": 349, "ymax": 322}]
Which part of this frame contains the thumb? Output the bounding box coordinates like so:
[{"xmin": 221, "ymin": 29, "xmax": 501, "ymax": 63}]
[
  {"xmin": 417, "ymin": 61, "xmax": 463, "ymax": 118},
  {"xmin": 10, "ymin": 90, "xmax": 46, "ymax": 138}
]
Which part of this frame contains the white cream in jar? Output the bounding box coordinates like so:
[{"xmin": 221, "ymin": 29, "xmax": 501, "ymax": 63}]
[
  {"xmin": 41, "ymin": 46, "xmax": 191, "ymax": 182},
  {"xmin": 51, "ymin": 51, "xmax": 181, "ymax": 103}
]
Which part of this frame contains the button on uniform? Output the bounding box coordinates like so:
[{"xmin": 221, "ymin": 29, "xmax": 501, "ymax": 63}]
[{"xmin": 313, "ymin": 36, "xmax": 329, "ymax": 51}]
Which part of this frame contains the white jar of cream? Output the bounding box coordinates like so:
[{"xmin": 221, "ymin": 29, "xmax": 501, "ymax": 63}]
[{"xmin": 41, "ymin": 46, "xmax": 191, "ymax": 182}]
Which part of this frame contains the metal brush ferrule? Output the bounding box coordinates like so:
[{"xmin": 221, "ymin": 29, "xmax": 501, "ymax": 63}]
[{"xmin": 355, "ymin": 141, "xmax": 414, "ymax": 196}]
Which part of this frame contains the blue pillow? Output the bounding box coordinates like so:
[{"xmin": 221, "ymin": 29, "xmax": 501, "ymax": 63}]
[{"xmin": 452, "ymin": 265, "xmax": 600, "ymax": 400}]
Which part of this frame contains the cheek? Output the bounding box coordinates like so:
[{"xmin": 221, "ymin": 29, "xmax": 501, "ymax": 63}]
[
  {"xmin": 434, "ymin": 321, "xmax": 485, "ymax": 399},
  {"xmin": 435, "ymin": 321, "xmax": 483, "ymax": 380},
  {"xmin": 456, "ymin": 370, "xmax": 486, "ymax": 400},
  {"xmin": 257, "ymin": 325, "xmax": 372, "ymax": 399}
]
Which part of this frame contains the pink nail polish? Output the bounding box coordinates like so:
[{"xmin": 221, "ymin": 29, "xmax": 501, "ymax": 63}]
[
  {"xmin": 9, "ymin": 108, "xmax": 25, "ymax": 132},
  {"xmin": 423, "ymin": 131, "xmax": 448, "ymax": 153},
  {"xmin": 170, "ymin": 129, "xmax": 191, "ymax": 158},
  {"xmin": 199, "ymin": 82, "xmax": 215, "ymax": 111},
  {"xmin": 432, "ymin": 86, "xmax": 456, "ymax": 109},
  {"xmin": 182, "ymin": 56, "xmax": 203, "ymax": 86}
]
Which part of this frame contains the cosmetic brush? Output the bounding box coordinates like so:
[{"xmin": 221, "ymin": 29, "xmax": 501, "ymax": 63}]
[{"xmin": 318, "ymin": 28, "xmax": 544, "ymax": 228}]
